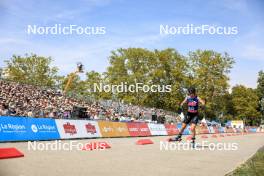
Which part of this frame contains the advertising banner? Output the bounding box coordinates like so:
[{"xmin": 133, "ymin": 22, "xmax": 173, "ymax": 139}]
[
  {"xmin": 82, "ymin": 120, "xmax": 102, "ymax": 138},
  {"xmin": 164, "ymin": 124, "xmax": 179, "ymax": 135},
  {"xmin": 112, "ymin": 122, "xmax": 130, "ymax": 137},
  {"xmin": 98, "ymin": 121, "xmax": 115, "ymax": 137},
  {"xmin": 138, "ymin": 123, "xmax": 151, "ymax": 136},
  {"xmin": 126, "ymin": 122, "xmax": 151, "ymax": 137},
  {"xmin": 147, "ymin": 123, "xmax": 167, "ymax": 136},
  {"xmin": 55, "ymin": 119, "xmax": 101, "ymax": 139},
  {"xmin": 0, "ymin": 116, "xmax": 60, "ymax": 142},
  {"xmin": 126, "ymin": 122, "xmax": 141, "ymax": 137}
]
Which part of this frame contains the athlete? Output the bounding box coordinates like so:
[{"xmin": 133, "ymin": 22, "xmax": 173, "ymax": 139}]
[{"xmin": 170, "ymin": 87, "xmax": 205, "ymax": 147}]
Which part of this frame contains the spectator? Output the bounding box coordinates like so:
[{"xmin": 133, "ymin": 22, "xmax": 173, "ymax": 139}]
[{"xmin": 0, "ymin": 103, "xmax": 9, "ymax": 116}]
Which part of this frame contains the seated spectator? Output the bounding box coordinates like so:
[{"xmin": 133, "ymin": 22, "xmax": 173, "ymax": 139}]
[{"xmin": 0, "ymin": 103, "xmax": 9, "ymax": 116}]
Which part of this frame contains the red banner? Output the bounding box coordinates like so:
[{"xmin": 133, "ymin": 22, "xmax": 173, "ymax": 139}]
[
  {"xmin": 164, "ymin": 124, "xmax": 179, "ymax": 135},
  {"xmin": 126, "ymin": 123, "xmax": 140, "ymax": 136},
  {"xmin": 138, "ymin": 123, "xmax": 151, "ymax": 136},
  {"xmin": 126, "ymin": 123, "xmax": 151, "ymax": 136}
]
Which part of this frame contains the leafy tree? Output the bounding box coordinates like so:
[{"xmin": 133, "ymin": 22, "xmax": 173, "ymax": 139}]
[
  {"xmin": 0, "ymin": 67, "xmax": 3, "ymax": 79},
  {"xmin": 85, "ymin": 71, "xmax": 111, "ymax": 100},
  {"xmin": 61, "ymin": 74, "xmax": 86, "ymax": 96},
  {"xmin": 107, "ymin": 48, "xmax": 154, "ymax": 105},
  {"xmin": 257, "ymin": 70, "xmax": 264, "ymax": 121},
  {"xmin": 4, "ymin": 54, "xmax": 58, "ymax": 87},
  {"xmin": 147, "ymin": 48, "xmax": 188, "ymax": 110},
  {"xmin": 231, "ymin": 85, "xmax": 261, "ymax": 125},
  {"xmin": 188, "ymin": 50, "xmax": 235, "ymax": 119},
  {"xmin": 257, "ymin": 70, "xmax": 264, "ymax": 98},
  {"xmin": 106, "ymin": 48, "xmax": 188, "ymax": 110}
]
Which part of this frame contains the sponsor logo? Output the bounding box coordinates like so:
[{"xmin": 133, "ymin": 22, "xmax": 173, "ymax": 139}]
[
  {"xmin": 0, "ymin": 123, "xmax": 26, "ymax": 132},
  {"xmin": 31, "ymin": 124, "xmax": 56, "ymax": 133},
  {"xmin": 63, "ymin": 122, "xmax": 77, "ymax": 135},
  {"xmin": 116, "ymin": 127, "xmax": 125, "ymax": 132},
  {"xmin": 103, "ymin": 127, "xmax": 113, "ymax": 133},
  {"xmin": 140, "ymin": 128, "xmax": 149, "ymax": 132},
  {"xmin": 85, "ymin": 123, "xmax": 96, "ymax": 134},
  {"xmin": 31, "ymin": 124, "xmax": 38, "ymax": 133},
  {"xmin": 129, "ymin": 127, "xmax": 138, "ymax": 132},
  {"xmin": 150, "ymin": 126, "xmax": 166, "ymax": 131}
]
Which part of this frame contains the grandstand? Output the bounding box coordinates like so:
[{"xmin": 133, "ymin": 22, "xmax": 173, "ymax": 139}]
[{"xmin": 0, "ymin": 79, "xmax": 180, "ymax": 123}]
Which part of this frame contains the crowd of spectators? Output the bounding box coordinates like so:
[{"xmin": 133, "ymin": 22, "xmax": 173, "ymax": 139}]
[
  {"xmin": 0, "ymin": 80, "xmax": 180, "ymax": 123},
  {"xmin": 0, "ymin": 80, "xmax": 87, "ymax": 118}
]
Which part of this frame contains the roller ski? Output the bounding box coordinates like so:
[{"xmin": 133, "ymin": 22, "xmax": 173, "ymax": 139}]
[{"xmin": 168, "ymin": 134, "xmax": 182, "ymax": 142}]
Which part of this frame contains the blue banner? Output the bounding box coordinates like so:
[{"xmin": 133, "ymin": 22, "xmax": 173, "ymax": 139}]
[{"xmin": 0, "ymin": 116, "xmax": 60, "ymax": 142}]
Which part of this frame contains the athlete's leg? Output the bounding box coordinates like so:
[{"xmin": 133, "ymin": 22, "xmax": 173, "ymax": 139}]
[
  {"xmin": 190, "ymin": 115, "xmax": 199, "ymax": 147},
  {"xmin": 190, "ymin": 123, "xmax": 196, "ymax": 139},
  {"xmin": 179, "ymin": 113, "xmax": 192, "ymax": 135},
  {"xmin": 189, "ymin": 123, "xmax": 196, "ymax": 148},
  {"xmin": 179, "ymin": 123, "xmax": 187, "ymax": 135},
  {"xmin": 170, "ymin": 113, "xmax": 192, "ymax": 141},
  {"xmin": 170, "ymin": 123, "xmax": 187, "ymax": 141}
]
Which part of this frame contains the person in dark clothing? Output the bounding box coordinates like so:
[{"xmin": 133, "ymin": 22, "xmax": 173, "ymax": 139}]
[{"xmin": 170, "ymin": 87, "xmax": 205, "ymax": 147}]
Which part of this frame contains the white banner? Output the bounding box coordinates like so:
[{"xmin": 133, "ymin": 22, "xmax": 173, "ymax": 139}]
[
  {"xmin": 55, "ymin": 119, "xmax": 101, "ymax": 139},
  {"xmin": 147, "ymin": 123, "xmax": 167, "ymax": 136}
]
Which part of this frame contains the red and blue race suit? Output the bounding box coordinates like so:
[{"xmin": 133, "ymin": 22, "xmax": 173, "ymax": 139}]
[
  {"xmin": 183, "ymin": 96, "xmax": 199, "ymax": 124},
  {"xmin": 187, "ymin": 96, "xmax": 199, "ymax": 113}
]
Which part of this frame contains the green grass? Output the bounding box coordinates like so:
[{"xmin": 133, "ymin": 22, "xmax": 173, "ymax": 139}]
[{"xmin": 226, "ymin": 146, "xmax": 264, "ymax": 176}]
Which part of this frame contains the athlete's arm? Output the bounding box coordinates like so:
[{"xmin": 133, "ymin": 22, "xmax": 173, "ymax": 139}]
[
  {"xmin": 198, "ymin": 97, "xmax": 205, "ymax": 106},
  {"xmin": 180, "ymin": 97, "xmax": 188, "ymax": 107}
]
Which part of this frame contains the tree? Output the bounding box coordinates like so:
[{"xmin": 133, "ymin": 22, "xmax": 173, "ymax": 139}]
[
  {"xmin": 85, "ymin": 71, "xmax": 111, "ymax": 100},
  {"xmin": 106, "ymin": 48, "xmax": 155, "ymax": 105},
  {"xmin": 106, "ymin": 48, "xmax": 188, "ymax": 111},
  {"xmin": 0, "ymin": 67, "xmax": 3, "ymax": 79},
  {"xmin": 146, "ymin": 48, "xmax": 188, "ymax": 110},
  {"xmin": 257, "ymin": 70, "xmax": 264, "ymax": 98},
  {"xmin": 257, "ymin": 70, "xmax": 264, "ymax": 121},
  {"xmin": 231, "ymin": 85, "xmax": 261, "ymax": 125},
  {"xmin": 61, "ymin": 74, "xmax": 81, "ymax": 92},
  {"xmin": 4, "ymin": 54, "xmax": 58, "ymax": 87},
  {"xmin": 188, "ymin": 50, "xmax": 235, "ymax": 119}
]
